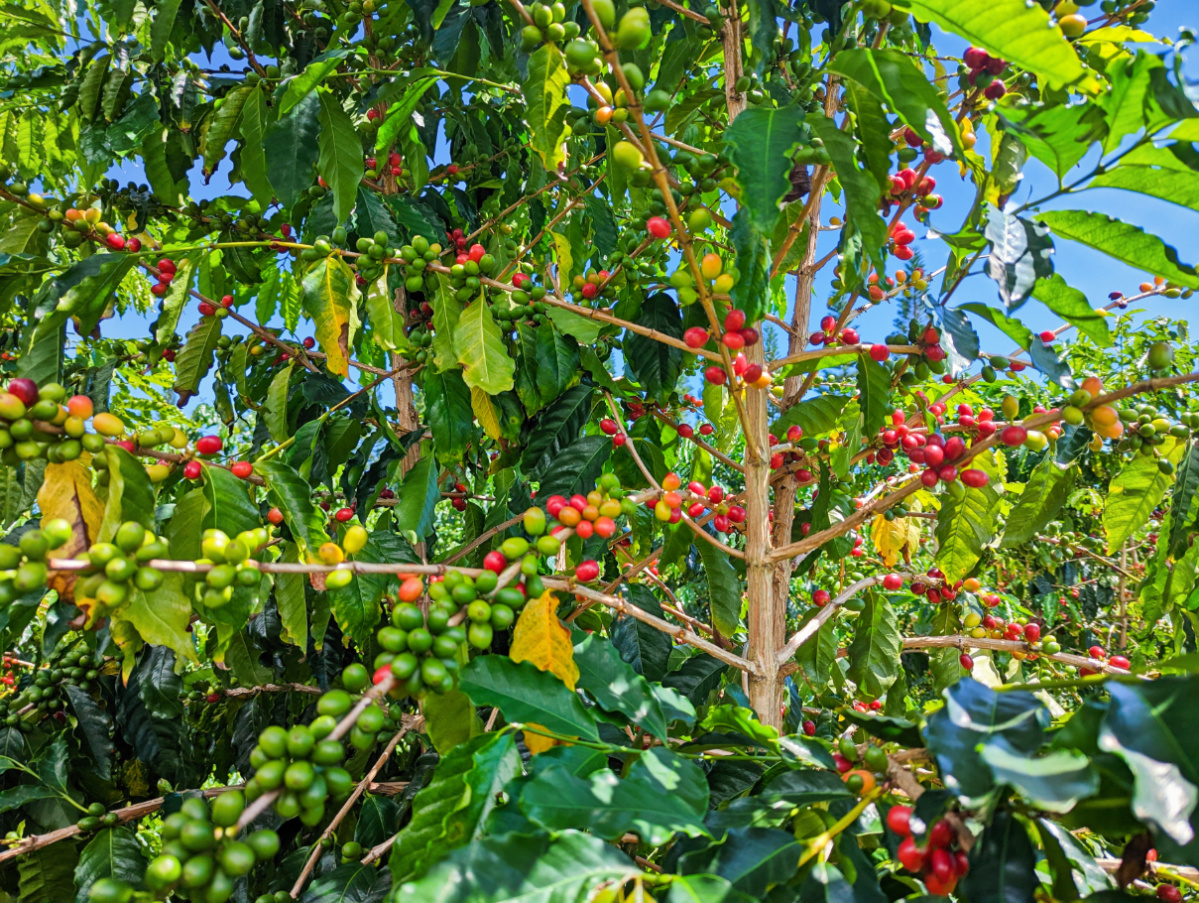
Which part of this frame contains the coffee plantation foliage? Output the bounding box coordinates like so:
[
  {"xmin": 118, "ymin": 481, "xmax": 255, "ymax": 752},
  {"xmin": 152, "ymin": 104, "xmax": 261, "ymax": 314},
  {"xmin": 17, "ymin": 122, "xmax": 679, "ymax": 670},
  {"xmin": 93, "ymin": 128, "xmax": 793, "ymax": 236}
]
[{"xmin": 3, "ymin": 0, "xmax": 1199, "ymax": 899}]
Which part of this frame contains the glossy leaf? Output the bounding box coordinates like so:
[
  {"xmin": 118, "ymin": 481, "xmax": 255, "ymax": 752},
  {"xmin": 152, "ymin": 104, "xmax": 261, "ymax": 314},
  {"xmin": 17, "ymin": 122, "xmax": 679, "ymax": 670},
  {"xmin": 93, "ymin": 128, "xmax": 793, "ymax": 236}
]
[
  {"xmin": 1037, "ymin": 210, "xmax": 1199, "ymax": 290},
  {"xmin": 1002, "ymin": 457, "xmax": 1075, "ymax": 548},
  {"xmin": 846, "ymin": 593, "xmax": 901, "ymax": 699},
  {"xmin": 1032, "ymin": 275, "xmax": 1112, "ymax": 347},
  {"xmin": 935, "ymin": 449, "xmax": 1004, "ymax": 581},
  {"xmin": 454, "ymin": 296, "xmax": 515, "ymax": 394},
  {"xmin": 1105, "ymin": 439, "xmax": 1180, "ymax": 554},
  {"xmin": 574, "ymin": 632, "xmax": 670, "ymax": 739},
  {"xmin": 74, "ymin": 827, "xmax": 146, "ymax": 903},
  {"xmin": 725, "ymin": 106, "xmax": 807, "ymax": 232},
  {"xmin": 524, "ymin": 45, "xmax": 571, "ymax": 172},
  {"xmin": 459, "ymin": 656, "xmax": 599, "ymax": 741},
  {"xmin": 301, "ymin": 256, "xmax": 357, "ymax": 377}
]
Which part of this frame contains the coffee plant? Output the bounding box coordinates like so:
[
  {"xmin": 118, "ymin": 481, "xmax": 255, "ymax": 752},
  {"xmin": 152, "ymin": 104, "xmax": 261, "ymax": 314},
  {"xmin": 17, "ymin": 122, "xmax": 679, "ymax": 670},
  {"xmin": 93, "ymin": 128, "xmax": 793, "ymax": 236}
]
[{"xmin": 0, "ymin": 0, "xmax": 1198, "ymax": 900}]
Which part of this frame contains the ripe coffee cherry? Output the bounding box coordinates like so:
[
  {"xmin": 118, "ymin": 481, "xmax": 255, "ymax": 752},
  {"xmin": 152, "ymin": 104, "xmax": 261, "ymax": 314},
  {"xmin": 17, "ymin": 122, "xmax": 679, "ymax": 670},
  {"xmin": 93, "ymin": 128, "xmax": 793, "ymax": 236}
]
[
  {"xmin": 575, "ymin": 559, "xmax": 600, "ymax": 582},
  {"xmin": 724, "ymin": 309, "xmax": 746, "ymax": 332},
  {"xmin": 897, "ymin": 837, "xmax": 926, "ymax": 872},
  {"xmin": 1109, "ymin": 655, "xmax": 1131, "ymax": 670},
  {"xmin": 984, "ymin": 81, "xmax": 1006, "ymax": 100},
  {"xmin": 841, "ymin": 328, "xmax": 859, "ymax": 345},
  {"xmin": 184, "ymin": 461, "xmax": 202, "ymax": 480},
  {"xmin": 221, "ymin": 294, "xmax": 234, "ymax": 308},
  {"xmin": 105, "ymin": 233, "xmax": 126, "ymax": 250},
  {"xmin": 704, "ymin": 366, "xmax": 728, "ymax": 386},
  {"xmin": 335, "ymin": 507, "xmax": 354, "ymax": 522},
  {"xmin": 1023, "ymin": 623, "xmax": 1041, "ymax": 643},
  {"xmin": 600, "ymin": 418, "xmax": 618, "ymax": 435},
  {"xmin": 960, "ymin": 653, "xmax": 974, "ymax": 670},
  {"xmin": 647, "ymin": 216, "xmax": 671, "ymax": 239},
  {"xmin": 197, "ymin": 301, "xmax": 216, "ymax": 316},
  {"xmin": 928, "ymin": 819, "xmax": 955, "ymax": 849},
  {"xmin": 722, "ymin": 331, "xmax": 745, "ymax": 350},
  {"xmin": 869, "ymin": 344, "xmax": 889, "ymax": 362},
  {"xmin": 230, "ymin": 461, "xmax": 253, "ymax": 479},
  {"xmin": 999, "ymin": 425, "xmax": 1027, "ymax": 447},
  {"xmin": 483, "ymin": 551, "xmax": 506, "ymax": 573},
  {"xmin": 886, "ymin": 805, "xmax": 912, "ymax": 836},
  {"xmin": 882, "ymin": 574, "xmax": 903, "ymax": 590},
  {"xmin": 802, "ymin": 719, "xmax": 816, "ymax": 736},
  {"xmin": 1157, "ymin": 886, "xmax": 1182, "ymax": 903},
  {"xmin": 960, "ymin": 469, "xmax": 989, "ymax": 488},
  {"xmin": 812, "ymin": 589, "xmax": 830, "ymax": 607},
  {"xmin": 267, "ymin": 508, "xmax": 285, "ymax": 525},
  {"xmin": 196, "ymin": 435, "xmax": 223, "ymax": 455},
  {"xmin": 684, "ymin": 327, "xmax": 710, "ymax": 348}
]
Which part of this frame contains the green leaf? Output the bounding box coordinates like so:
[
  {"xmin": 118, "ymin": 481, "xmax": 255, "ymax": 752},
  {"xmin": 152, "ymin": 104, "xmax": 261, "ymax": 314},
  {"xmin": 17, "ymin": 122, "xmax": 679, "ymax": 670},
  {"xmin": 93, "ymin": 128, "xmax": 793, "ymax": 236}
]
[
  {"xmin": 298, "ymin": 863, "xmax": 387, "ymax": 903},
  {"xmin": 892, "ymin": 0, "xmax": 1101, "ymax": 92},
  {"xmin": 799, "ymin": 863, "xmax": 855, "ymax": 903},
  {"xmin": 453, "ymin": 296, "xmax": 515, "ymax": 394},
  {"xmin": 855, "ymin": 353, "xmax": 890, "ymax": 438},
  {"xmin": 430, "ymin": 275, "xmax": 462, "ymax": 373},
  {"xmin": 1169, "ymin": 441, "xmax": 1199, "ymax": 559},
  {"xmin": 393, "ymin": 831, "xmax": 638, "ymax": 903},
  {"xmin": 547, "ymin": 303, "xmax": 603, "ymax": 343},
  {"xmin": 729, "ymin": 211, "xmax": 771, "ymax": 323},
  {"xmin": 98, "ymin": 445, "xmax": 156, "ymax": 543},
  {"xmin": 1089, "ymin": 148, "xmax": 1199, "ymax": 214},
  {"xmin": 256, "ymin": 459, "xmax": 330, "ymax": 557},
  {"xmin": 263, "ymin": 361, "xmax": 293, "ymax": 443},
  {"xmin": 697, "ymin": 535, "xmax": 741, "ymax": 638},
  {"xmin": 521, "ymin": 746, "xmax": 709, "ymax": 844},
  {"xmin": 826, "ymin": 49, "xmax": 963, "ymax": 159},
  {"xmin": 1036, "ymin": 210, "xmax": 1199, "ymax": 290},
  {"xmin": 394, "ymin": 453, "xmax": 439, "ymax": 544},
  {"xmin": 935, "ymin": 450, "xmax": 1004, "ymax": 581},
  {"xmin": 1099, "ymin": 678, "xmax": 1199, "ymax": 847},
  {"xmin": 239, "ymin": 87, "xmax": 273, "ymax": 207},
  {"xmin": 1031, "ymin": 275, "xmax": 1112, "ymax": 346},
  {"xmin": 459, "ymin": 656, "xmax": 599, "ymax": 741},
  {"xmin": 711, "ymin": 827, "xmax": 802, "ymax": 897},
  {"xmin": 759, "ymin": 769, "xmax": 855, "ymax": 806},
  {"xmin": 979, "ymin": 741, "xmax": 1097, "ymax": 813},
  {"xmin": 364, "ymin": 273, "xmax": 403, "ymax": 351},
  {"xmin": 74, "ymin": 827, "xmax": 146, "ymax": 903},
  {"xmin": 958, "ymin": 303, "xmax": 1033, "ymax": 350},
  {"xmin": 665, "ymin": 875, "xmax": 758, "ymax": 903},
  {"xmin": 537, "ymin": 434, "xmax": 611, "ymax": 501},
  {"xmin": 390, "ymin": 732, "xmax": 519, "ymax": 883},
  {"xmin": 999, "ymin": 104, "xmax": 1107, "ymax": 180},
  {"xmin": 264, "ymin": 93, "xmax": 321, "ymax": 209},
  {"xmin": 809, "ymin": 113, "xmax": 889, "ymax": 274},
  {"xmin": 425, "ymin": 368, "xmax": 475, "ymax": 462},
  {"xmin": 573, "ymin": 632, "xmax": 669, "ymax": 739},
  {"xmin": 1002, "ymin": 457, "xmax": 1075, "ymax": 548},
  {"xmin": 986, "ymin": 203, "xmax": 1054, "ymax": 310},
  {"xmin": 202, "ymin": 464, "xmax": 261, "ymax": 537},
  {"xmin": 65, "ymin": 685, "xmax": 112, "ymax": 781},
  {"xmin": 925, "ymin": 679, "xmax": 1047, "ymax": 808},
  {"xmin": 301, "ymin": 256, "xmax": 358, "ymax": 378},
  {"xmin": 626, "ymin": 293, "xmax": 684, "ymax": 402},
  {"xmin": 201, "ymin": 85, "xmax": 251, "ymax": 171},
  {"xmin": 19, "ymin": 841, "xmax": 78, "ymax": 903},
  {"xmin": 846, "ymin": 593, "xmax": 901, "ymax": 699},
  {"xmin": 172, "ymin": 315, "xmax": 222, "ymax": 404},
  {"xmin": 375, "ymin": 74, "xmax": 440, "ymax": 158},
  {"xmin": 961, "ymin": 811, "xmax": 1040, "ymax": 903},
  {"xmin": 772, "ymin": 394, "xmax": 850, "ymax": 438},
  {"xmin": 118, "ymin": 580, "xmax": 197, "ymax": 664},
  {"xmin": 149, "ymin": 0, "xmax": 183, "ymax": 60},
  {"xmin": 422, "ymin": 688, "xmax": 483, "ymax": 753},
  {"xmin": 280, "ymin": 49, "xmax": 352, "ymax": 116},
  {"xmin": 612, "ymin": 586, "xmax": 673, "ymax": 682},
  {"xmin": 724, "ymin": 106, "xmax": 807, "ymax": 232},
  {"xmin": 523, "ymin": 45, "xmax": 571, "ymax": 173},
  {"xmin": 1099, "ymin": 52, "xmax": 1162, "ymax": 154},
  {"xmin": 276, "ymin": 542, "xmax": 308, "ymax": 651},
  {"xmin": 1037, "ymin": 818, "xmax": 1114, "ymax": 902},
  {"xmin": 316, "ymin": 90, "xmax": 362, "ymax": 225},
  {"xmin": 515, "ymin": 321, "xmax": 578, "ymax": 416},
  {"xmin": 154, "ymin": 254, "xmax": 195, "ymax": 347},
  {"xmin": 1105, "ymin": 440, "xmax": 1180, "ymax": 554}
]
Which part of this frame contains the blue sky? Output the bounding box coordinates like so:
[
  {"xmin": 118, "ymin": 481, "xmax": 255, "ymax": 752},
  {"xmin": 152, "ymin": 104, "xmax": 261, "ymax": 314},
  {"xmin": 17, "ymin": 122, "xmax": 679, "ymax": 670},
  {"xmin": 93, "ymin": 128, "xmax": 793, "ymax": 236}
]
[{"xmin": 100, "ymin": 4, "xmax": 1199, "ymax": 404}]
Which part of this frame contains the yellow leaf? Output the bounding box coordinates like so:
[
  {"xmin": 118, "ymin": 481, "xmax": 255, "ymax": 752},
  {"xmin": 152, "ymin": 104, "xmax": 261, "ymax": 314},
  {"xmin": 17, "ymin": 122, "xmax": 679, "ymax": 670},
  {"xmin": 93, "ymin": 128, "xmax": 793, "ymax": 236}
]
[
  {"xmin": 37, "ymin": 457, "xmax": 104, "ymax": 604},
  {"xmin": 511, "ymin": 589, "xmax": 578, "ymax": 689},
  {"xmin": 300, "ymin": 257, "xmax": 357, "ymax": 377},
  {"xmin": 471, "ymin": 385, "xmax": 502, "ymax": 441},
  {"xmin": 870, "ymin": 511, "xmax": 919, "ymax": 568},
  {"xmin": 510, "ymin": 589, "xmax": 578, "ymax": 754}
]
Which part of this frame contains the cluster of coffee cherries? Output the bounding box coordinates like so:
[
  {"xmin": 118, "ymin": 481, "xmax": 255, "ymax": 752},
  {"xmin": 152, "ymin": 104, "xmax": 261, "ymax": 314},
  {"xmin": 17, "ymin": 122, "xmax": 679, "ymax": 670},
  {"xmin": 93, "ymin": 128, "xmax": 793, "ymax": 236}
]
[
  {"xmin": 447, "ymin": 241, "xmax": 498, "ymax": 302},
  {"xmin": 886, "ymin": 165, "xmax": 941, "ymax": 216},
  {"xmin": 519, "ymin": 0, "xmax": 585, "ymax": 52},
  {"xmin": 0, "ymin": 646, "xmax": 100, "ymax": 731},
  {"xmin": 498, "ymin": 272, "xmax": 551, "ymax": 327},
  {"xmin": 372, "ymin": 573, "xmax": 493, "ymax": 694},
  {"xmin": 75, "ymin": 521, "xmax": 167, "ymax": 620},
  {"xmin": 75, "ymin": 801, "xmax": 121, "ymax": 835},
  {"xmin": 886, "ymin": 804, "xmax": 970, "ymax": 896},
  {"xmin": 196, "ymin": 293, "xmax": 235, "ymax": 319},
  {"xmin": 142, "ymin": 794, "xmax": 280, "ymax": 903},
  {"xmin": 832, "ymin": 738, "xmax": 890, "ymax": 795},
  {"xmin": 364, "ymin": 151, "xmax": 403, "ymax": 180},
  {"xmin": 404, "ymin": 292, "xmax": 436, "ymax": 363},
  {"xmin": 96, "ymin": 421, "xmax": 189, "ymax": 485},
  {"xmin": 865, "ymin": 268, "xmax": 929, "ymax": 303},
  {"xmin": 245, "ymin": 698, "xmax": 367, "ymax": 823},
  {"xmin": 0, "ymin": 378, "xmax": 124, "ymax": 466},
  {"xmin": 397, "ymin": 234, "xmax": 442, "ymax": 295},
  {"xmin": 193, "ymin": 527, "xmax": 272, "ymax": 608},
  {"xmin": 671, "ymin": 254, "xmax": 737, "ymax": 307},
  {"xmin": 0, "ymin": 518, "xmax": 70, "ymax": 607},
  {"xmin": 1079, "ymin": 644, "xmax": 1131, "ymax": 676},
  {"xmin": 570, "ymin": 269, "xmax": 615, "ymax": 305},
  {"xmin": 961, "ymin": 46, "xmax": 1008, "ymax": 99}
]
